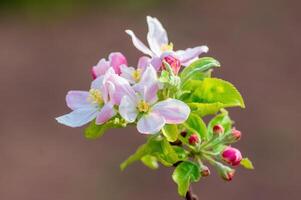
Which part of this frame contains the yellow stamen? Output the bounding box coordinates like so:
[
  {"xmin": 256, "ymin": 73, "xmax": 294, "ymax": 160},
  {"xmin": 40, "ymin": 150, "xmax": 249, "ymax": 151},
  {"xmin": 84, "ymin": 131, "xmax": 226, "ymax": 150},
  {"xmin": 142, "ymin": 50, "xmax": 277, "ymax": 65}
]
[
  {"xmin": 88, "ymin": 89, "xmax": 103, "ymax": 106},
  {"xmin": 137, "ymin": 100, "xmax": 150, "ymax": 113},
  {"xmin": 132, "ymin": 69, "xmax": 142, "ymax": 82},
  {"xmin": 161, "ymin": 42, "xmax": 174, "ymax": 52}
]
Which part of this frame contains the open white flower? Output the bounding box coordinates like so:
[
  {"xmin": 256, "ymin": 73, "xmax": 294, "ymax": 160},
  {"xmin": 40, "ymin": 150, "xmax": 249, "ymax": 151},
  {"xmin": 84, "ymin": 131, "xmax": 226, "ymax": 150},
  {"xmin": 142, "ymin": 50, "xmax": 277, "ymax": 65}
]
[
  {"xmin": 119, "ymin": 66, "xmax": 190, "ymax": 134},
  {"xmin": 125, "ymin": 16, "xmax": 209, "ymax": 69}
]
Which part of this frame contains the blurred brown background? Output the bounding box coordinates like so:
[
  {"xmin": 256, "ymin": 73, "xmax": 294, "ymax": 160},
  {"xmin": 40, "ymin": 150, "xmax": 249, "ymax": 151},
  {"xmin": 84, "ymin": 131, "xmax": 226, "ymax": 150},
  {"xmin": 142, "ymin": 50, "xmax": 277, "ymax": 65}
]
[{"xmin": 0, "ymin": 0, "xmax": 300, "ymax": 199}]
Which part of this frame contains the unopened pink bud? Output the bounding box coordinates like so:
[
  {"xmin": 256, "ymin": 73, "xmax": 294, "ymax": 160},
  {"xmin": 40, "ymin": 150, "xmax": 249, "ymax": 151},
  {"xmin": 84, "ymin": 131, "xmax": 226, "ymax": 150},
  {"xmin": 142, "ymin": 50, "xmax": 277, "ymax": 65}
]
[
  {"xmin": 222, "ymin": 146, "xmax": 242, "ymax": 166},
  {"xmin": 213, "ymin": 124, "xmax": 224, "ymax": 135},
  {"xmin": 188, "ymin": 134, "xmax": 199, "ymax": 145},
  {"xmin": 223, "ymin": 170, "xmax": 235, "ymax": 181},
  {"xmin": 162, "ymin": 55, "xmax": 181, "ymax": 75},
  {"xmin": 231, "ymin": 128, "xmax": 242, "ymax": 140}
]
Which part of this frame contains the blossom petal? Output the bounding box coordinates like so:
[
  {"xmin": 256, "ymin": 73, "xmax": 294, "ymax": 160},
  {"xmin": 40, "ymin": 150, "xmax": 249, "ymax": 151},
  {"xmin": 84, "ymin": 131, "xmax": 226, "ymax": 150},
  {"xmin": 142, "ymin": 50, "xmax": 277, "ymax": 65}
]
[
  {"xmin": 120, "ymin": 65, "xmax": 136, "ymax": 84},
  {"xmin": 95, "ymin": 102, "xmax": 116, "ymax": 125},
  {"xmin": 137, "ymin": 112, "xmax": 165, "ymax": 134},
  {"xmin": 152, "ymin": 99, "xmax": 190, "ymax": 124},
  {"xmin": 150, "ymin": 57, "xmax": 162, "ymax": 71},
  {"xmin": 176, "ymin": 46, "xmax": 209, "ymax": 65},
  {"xmin": 109, "ymin": 52, "xmax": 128, "ymax": 75},
  {"xmin": 147, "ymin": 16, "xmax": 168, "ymax": 56},
  {"xmin": 91, "ymin": 58, "xmax": 110, "ymax": 79},
  {"xmin": 125, "ymin": 30, "xmax": 153, "ymax": 56},
  {"xmin": 56, "ymin": 107, "xmax": 98, "ymax": 128},
  {"xmin": 66, "ymin": 90, "xmax": 90, "ymax": 110},
  {"xmin": 119, "ymin": 95, "xmax": 138, "ymax": 123},
  {"xmin": 137, "ymin": 56, "xmax": 151, "ymax": 72}
]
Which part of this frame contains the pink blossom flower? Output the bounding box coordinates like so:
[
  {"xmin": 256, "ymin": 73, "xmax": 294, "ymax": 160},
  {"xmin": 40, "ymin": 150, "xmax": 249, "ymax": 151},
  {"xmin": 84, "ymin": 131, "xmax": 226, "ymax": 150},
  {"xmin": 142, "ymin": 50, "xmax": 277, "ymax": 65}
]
[
  {"xmin": 222, "ymin": 146, "xmax": 242, "ymax": 166},
  {"xmin": 119, "ymin": 66, "xmax": 190, "ymax": 134},
  {"xmin": 92, "ymin": 52, "xmax": 128, "ymax": 79},
  {"xmin": 125, "ymin": 16, "xmax": 208, "ymax": 69}
]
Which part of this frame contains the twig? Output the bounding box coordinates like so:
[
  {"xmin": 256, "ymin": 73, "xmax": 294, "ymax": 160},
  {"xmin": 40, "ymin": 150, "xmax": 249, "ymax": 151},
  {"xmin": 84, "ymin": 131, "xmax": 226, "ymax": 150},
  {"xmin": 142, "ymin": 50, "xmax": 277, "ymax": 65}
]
[{"xmin": 186, "ymin": 186, "xmax": 199, "ymax": 200}]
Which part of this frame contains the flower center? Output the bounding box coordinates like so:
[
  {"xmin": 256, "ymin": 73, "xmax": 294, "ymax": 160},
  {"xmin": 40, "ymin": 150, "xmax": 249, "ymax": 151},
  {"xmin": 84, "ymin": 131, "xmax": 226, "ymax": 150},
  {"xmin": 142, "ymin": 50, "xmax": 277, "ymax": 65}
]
[
  {"xmin": 88, "ymin": 89, "xmax": 103, "ymax": 106},
  {"xmin": 132, "ymin": 69, "xmax": 142, "ymax": 82},
  {"xmin": 161, "ymin": 42, "xmax": 174, "ymax": 52},
  {"xmin": 137, "ymin": 100, "xmax": 150, "ymax": 113}
]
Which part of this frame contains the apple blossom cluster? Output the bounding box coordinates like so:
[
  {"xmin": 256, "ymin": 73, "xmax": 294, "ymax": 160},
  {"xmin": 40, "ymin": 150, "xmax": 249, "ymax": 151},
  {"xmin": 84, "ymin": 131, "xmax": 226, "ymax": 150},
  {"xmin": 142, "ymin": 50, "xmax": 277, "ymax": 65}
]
[{"xmin": 56, "ymin": 16, "xmax": 253, "ymax": 198}]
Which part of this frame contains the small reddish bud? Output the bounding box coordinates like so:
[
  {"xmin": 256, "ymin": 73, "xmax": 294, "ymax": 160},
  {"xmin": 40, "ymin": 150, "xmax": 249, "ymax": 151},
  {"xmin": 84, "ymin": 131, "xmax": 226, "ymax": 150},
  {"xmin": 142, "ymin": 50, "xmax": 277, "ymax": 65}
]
[
  {"xmin": 213, "ymin": 124, "xmax": 224, "ymax": 135},
  {"xmin": 222, "ymin": 146, "xmax": 242, "ymax": 166},
  {"xmin": 188, "ymin": 134, "xmax": 199, "ymax": 145},
  {"xmin": 162, "ymin": 55, "xmax": 181, "ymax": 75},
  {"xmin": 216, "ymin": 162, "xmax": 236, "ymax": 181},
  {"xmin": 231, "ymin": 128, "xmax": 242, "ymax": 140},
  {"xmin": 223, "ymin": 170, "xmax": 235, "ymax": 181},
  {"xmin": 201, "ymin": 166, "xmax": 210, "ymax": 177},
  {"xmin": 180, "ymin": 131, "xmax": 187, "ymax": 137}
]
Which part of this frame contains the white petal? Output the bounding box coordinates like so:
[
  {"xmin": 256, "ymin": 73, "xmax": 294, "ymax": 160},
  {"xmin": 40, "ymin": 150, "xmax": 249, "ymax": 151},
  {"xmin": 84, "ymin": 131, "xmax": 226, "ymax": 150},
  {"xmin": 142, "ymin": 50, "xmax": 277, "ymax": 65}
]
[
  {"xmin": 119, "ymin": 96, "xmax": 138, "ymax": 123},
  {"xmin": 125, "ymin": 30, "xmax": 154, "ymax": 56},
  {"xmin": 56, "ymin": 107, "xmax": 98, "ymax": 128},
  {"xmin": 176, "ymin": 46, "xmax": 209, "ymax": 65},
  {"xmin": 152, "ymin": 99, "xmax": 190, "ymax": 124},
  {"xmin": 120, "ymin": 65, "xmax": 136, "ymax": 84},
  {"xmin": 137, "ymin": 112, "xmax": 165, "ymax": 134},
  {"xmin": 65, "ymin": 90, "xmax": 90, "ymax": 110},
  {"xmin": 147, "ymin": 16, "xmax": 168, "ymax": 56},
  {"xmin": 96, "ymin": 103, "xmax": 116, "ymax": 125}
]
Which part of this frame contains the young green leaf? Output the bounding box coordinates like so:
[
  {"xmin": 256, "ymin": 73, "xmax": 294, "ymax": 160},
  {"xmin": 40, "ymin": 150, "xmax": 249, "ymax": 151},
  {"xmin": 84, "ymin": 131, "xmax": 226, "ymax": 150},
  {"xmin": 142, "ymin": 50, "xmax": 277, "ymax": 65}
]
[
  {"xmin": 207, "ymin": 111, "xmax": 233, "ymax": 139},
  {"xmin": 240, "ymin": 158, "xmax": 254, "ymax": 170},
  {"xmin": 184, "ymin": 113, "xmax": 207, "ymax": 140},
  {"xmin": 182, "ymin": 78, "xmax": 245, "ymax": 108},
  {"xmin": 172, "ymin": 161, "xmax": 201, "ymax": 197},
  {"xmin": 188, "ymin": 102, "xmax": 224, "ymax": 117},
  {"xmin": 181, "ymin": 57, "xmax": 220, "ymax": 84},
  {"xmin": 84, "ymin": 121, "xmax": 112, "ymax": 139},
  {"xmin": 141, "ymin": 155, "xmax": 159, "ymax": 170},
  {"xmin": 162, "ymin": 124, "xmax": 179, "ymax": 142}
]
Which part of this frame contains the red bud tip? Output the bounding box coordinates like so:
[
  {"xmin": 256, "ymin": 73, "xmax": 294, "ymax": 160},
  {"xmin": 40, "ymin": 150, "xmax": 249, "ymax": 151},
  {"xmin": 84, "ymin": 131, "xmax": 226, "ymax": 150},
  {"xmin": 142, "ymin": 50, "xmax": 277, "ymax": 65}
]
[
  {"xmin": 162, "ymin": 55, "xmax": 181, "ymax": 75},
  {"xmin": 231, "ymin": 128, "xmax": 242, "ymax": 140},
  {"xmin": 213, "ymin": 124, "xmax": 224, "ymax": 135},
  {"xmin": 201, "ymin": 166, "xmax": 210, "ymax": 177},
  {"xmin": 223, "ymin": 170, "xmax": 235, "ymax": 181},
  {"xmin": 188, "ymin": 134, "xmax": 199, "ymax": 145},
  {"xmin": 222, "ymin": 146, "xmax": 242, "ymax": 166}
]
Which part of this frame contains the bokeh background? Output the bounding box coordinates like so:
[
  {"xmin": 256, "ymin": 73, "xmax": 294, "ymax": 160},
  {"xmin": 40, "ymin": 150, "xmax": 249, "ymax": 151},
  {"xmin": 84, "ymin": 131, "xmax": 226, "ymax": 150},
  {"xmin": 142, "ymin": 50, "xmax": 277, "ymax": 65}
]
[{"xmin": 0, "ymin": 0, "xmax": 300, "ymax": 199}]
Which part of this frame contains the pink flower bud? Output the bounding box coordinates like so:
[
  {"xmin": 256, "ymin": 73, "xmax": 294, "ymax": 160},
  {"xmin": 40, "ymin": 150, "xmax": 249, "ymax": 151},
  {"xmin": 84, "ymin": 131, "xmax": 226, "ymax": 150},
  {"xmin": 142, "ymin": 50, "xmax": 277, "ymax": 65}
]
[
  {"xmin": 223, "ymin": 169, "xmax": 235, "ymax": 181},
  {"xmin": 188, "ymin": 134, "xmax": 199, "ymax": 145},
  {"xmin": 222, "ymin": 146, "xmax": 242, "ymax": 166},
  {"xmin": 201, "ymin": 165, "xmax": 210, "ymax": 177},
  {"xmin": 231, "ymin": 128, "xmax": 242, "ymax": 140},
  {"xmin": 162, "ymin": 55, "xmax": 181, "ymax": 75},
  {"xmin": 213, "ymin": 124, "xmax": 224, "ymax": 135}
]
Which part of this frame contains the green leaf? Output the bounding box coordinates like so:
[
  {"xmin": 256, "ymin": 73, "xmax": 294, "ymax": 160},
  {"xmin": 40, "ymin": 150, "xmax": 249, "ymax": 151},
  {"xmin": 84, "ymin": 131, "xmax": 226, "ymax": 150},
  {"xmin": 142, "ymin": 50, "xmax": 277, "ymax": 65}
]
[
  {"xmin": 207, "ymin": 111, "xmax": 233, "ymax": 139},
  {"xmin": 84, "ymin": 120, "xmax": 112, "ymax": 139},
  {"xmin": 162, "ymin": 124, "xmax": 179, "ymax": 142},
  {"xmin": 120, "ymin": 136, "xmax": 181, "ymax": 170},
  {"xmin": 181, "ymin": 57, "xmax": 220, "ymax": 84},
  {"xmin": 184, "ymin": 113, "xmax": 207, "ymax": 140},
  {"xmin": 182, "ymin": 78, "xmax": 245, "ymax": 108},
  {"xmin": 172, "ymin": 161, "xmax": 201, "ymax": 197},
  {"xmin": 188, "ymin": 102, "xmax": 224, "ymax": 117},
  {"xmin": 141, "ymin": 155, "xmax": 159, "ymax": 170},
  {"xmin": 240, "ymin": 158, "xmax": 254, "ymax": 170}
]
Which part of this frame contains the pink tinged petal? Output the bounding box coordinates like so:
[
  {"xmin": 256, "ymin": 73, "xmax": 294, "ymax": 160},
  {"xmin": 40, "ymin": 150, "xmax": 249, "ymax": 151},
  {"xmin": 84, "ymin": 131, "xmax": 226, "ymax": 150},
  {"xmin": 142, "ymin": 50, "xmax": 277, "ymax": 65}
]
[
  {"xmin": 176, "ymin": 46, "xmax": 209, "ymax": 65},
  {"xmin": 56, "ymin": 107, "xmax": 98, "ymax": 128},
  {"xmin": 143, "ymin": 83, "xmax": 159, "ymax": 104},
  {"xmin": 95, "ymin": 103, "xmax": 116, "ymax": 125},
  {"xmin": 119, "ymin": 95, "xmax": 138, "ymax": 123},
  {"xmin": 150, "ymin": 57, "xmax": 162, "ymax": 71},
  {"xmin": 120, "ymin": 65, "xmax": 136, "ymax": 84},
  {"xmin": 91, "ymin": 76, "xmax": 104, "ymax": 90},
  {"xmin": 137, "ymin": 112, "xmax": 165, "ymax": 134},
  {"xmin": 152, "ymin": 99, "xmax": 191, "ymax": 124},
  {"xmin": 146, "ymin": 16, "xmax": 168, "ymax": 56},
  {"xmin": 91, "ymin": 58, "xmax": 110, "ymax": 79},
  {"xmin": 134, "ymin": 65, "xmax": 158, "ymax": 97},
  {"xmin": 109, "ymin": 52, "xmax": 128, "ymax": 75},
  {"xmin": 125, "ymin": 30, "xmax": 154, "ymax": 56},
  {"xmin": 66, "ymin": 91, "xmax": 91, "ymax": 110},
  {"xmin": 137, "ymin": 56, "xmax": 151, "ymax": 72}
]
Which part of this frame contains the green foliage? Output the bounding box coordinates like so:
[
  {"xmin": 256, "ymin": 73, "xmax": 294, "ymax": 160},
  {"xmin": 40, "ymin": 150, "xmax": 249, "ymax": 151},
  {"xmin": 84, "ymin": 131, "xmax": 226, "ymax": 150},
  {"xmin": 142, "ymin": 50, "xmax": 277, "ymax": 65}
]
[
  {"xmin": 172, "ymin": 161, "xmax": 201, "ymax": 196},
  {"xmin": 240, "ymin": 158, "xmax": 254, "ymax": 170},
  {"xmin": 84, "ymin": 120, "xmax": 115, "ymax": 139},
  {"xmin": 141, "ymin": 155, "xmax": 159, "ymax": 169},
  {"xmin": 188, "ymin": 102, "xmax": 224, "ymax": 117},
  {"xmin": 162, "ymin": 124, "xmax": 179, "ymax": 142},
  {"xmin": 181, "ymin": 78, "xmax": 245, "ymax": 109},
  {"xmin": 120, "ymin": 136, "xmax": 186, "ymax": 170},
  {"xmin": 181, "ymin": 57, "xmax": 220, "ymax": 84},
  {"xmin": 184, "ymin": 113, "xmax": 207, "ymax": 140}
]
